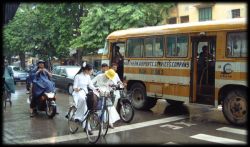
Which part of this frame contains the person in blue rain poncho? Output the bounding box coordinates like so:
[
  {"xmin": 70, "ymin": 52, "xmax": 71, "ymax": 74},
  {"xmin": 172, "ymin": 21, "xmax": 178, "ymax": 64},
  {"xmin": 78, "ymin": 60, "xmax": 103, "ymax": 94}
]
[{"xmin": 29, "ymin": 60, "xmax": 55, "ymax": 117}]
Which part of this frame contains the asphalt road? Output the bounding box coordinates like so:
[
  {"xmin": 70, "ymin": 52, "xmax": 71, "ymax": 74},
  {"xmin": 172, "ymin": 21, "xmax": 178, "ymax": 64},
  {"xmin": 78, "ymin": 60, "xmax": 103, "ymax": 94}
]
[{"xmin": 2, "ymin": 83, "xmax": 247, "ymax": 145}]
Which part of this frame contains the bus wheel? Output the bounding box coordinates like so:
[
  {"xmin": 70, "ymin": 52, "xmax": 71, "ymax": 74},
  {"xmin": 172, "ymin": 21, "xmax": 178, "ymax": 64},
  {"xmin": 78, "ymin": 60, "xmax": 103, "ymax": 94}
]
[
  {"xmin": 130, "ymin": 83, "xmax": 157, "ymax": 110},
  {"xmin": 166, "ymin": 100, "xmax": 184, "ymax": 106},
  {"xmin": 222, "ymin": 89, "xmax": 247, "ymax": 126}
]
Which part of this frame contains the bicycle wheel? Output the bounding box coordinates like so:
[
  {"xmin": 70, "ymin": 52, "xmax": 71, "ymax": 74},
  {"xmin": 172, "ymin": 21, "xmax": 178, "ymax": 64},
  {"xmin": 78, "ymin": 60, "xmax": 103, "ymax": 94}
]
[
  {"xmin": 68, "ymin": 106, "xmax": 79, "ymax": 134},
  {"xmin": 86, "ymin": 111, "xmax": 101, "ymax": 144},
  {"xmin": 101, "ymin": 107, "xmax": 109, "ymax": 136}
]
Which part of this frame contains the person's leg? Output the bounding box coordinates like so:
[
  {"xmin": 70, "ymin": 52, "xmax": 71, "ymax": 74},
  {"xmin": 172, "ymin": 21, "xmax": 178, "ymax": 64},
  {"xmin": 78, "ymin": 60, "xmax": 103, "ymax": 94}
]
[{"xmin": 108, "ymin": 105, "xmax": 120, "ymax": 128}]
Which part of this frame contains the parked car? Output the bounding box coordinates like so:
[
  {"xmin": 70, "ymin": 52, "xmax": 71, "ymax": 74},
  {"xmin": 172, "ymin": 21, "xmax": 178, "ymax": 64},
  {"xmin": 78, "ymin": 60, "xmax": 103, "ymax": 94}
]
[
  {"xmin": 8, "ymin": 65, "xmax": 29, "ymax": 84},
  {"xmin": 51, "ymin": 66, "xmax": 80, "ymax": 95}
]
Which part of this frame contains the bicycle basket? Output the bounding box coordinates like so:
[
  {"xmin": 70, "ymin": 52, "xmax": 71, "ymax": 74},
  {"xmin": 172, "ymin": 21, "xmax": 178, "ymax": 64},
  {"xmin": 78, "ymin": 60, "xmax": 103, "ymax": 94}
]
[{"xmin": 86, "ymin": 91, "xmax": 98, "ymax": 110}]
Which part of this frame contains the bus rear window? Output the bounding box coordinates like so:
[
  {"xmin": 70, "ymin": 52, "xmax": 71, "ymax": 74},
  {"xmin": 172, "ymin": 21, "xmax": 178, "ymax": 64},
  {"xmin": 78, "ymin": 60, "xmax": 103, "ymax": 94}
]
[{"xmin": 226, "ymin": 32, "xmax": 247, "ymax": 57}]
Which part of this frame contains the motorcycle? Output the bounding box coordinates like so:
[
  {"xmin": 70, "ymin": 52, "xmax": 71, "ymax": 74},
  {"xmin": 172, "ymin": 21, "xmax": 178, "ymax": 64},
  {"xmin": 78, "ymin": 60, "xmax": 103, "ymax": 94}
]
[
  {"xmin": 28, "ymin": 85, "xmax": 57, "ymax": 118},
  {"xmin": 28, "ymin": 68, "xmax": 57, "ymax": 119},
  {"xmin": 109, "ymin": 84, "xmax": 134, "ymax": 123}
]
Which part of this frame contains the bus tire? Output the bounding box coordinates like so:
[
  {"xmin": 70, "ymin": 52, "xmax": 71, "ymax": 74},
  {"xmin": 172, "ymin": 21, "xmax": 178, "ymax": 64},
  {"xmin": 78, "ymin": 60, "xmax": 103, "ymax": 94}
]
[
  {"xmin": 222, "ymin": 89, "xmax": 247, "ymax": 126},
  {"xmin": 130, "ymin": 83, "xmax": 157, "ymax": 110},
  {"xmin": 166, "ymin": 100, "xmax": 184, "ymax": 106}
]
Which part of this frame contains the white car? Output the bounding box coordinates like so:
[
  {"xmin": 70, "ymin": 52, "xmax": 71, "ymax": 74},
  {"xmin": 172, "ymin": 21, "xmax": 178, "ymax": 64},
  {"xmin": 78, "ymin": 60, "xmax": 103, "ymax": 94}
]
[{"xmin": 8, "ymin": 65, "xmax": 29, "ymax": 84}]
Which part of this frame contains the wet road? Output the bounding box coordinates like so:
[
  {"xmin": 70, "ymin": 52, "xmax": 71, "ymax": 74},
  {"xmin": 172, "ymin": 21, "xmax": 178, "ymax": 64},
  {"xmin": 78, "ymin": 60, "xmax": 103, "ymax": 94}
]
[{"xmin": 2, "ymin": 84, "xmax": 247, "ymax": 144}]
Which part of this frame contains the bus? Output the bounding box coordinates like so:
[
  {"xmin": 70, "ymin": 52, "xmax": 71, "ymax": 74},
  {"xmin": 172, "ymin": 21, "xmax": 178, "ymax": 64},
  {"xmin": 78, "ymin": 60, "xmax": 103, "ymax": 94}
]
[{"xmin": 101, "ymin": 18, "xmax": 247, "ymax": 126}]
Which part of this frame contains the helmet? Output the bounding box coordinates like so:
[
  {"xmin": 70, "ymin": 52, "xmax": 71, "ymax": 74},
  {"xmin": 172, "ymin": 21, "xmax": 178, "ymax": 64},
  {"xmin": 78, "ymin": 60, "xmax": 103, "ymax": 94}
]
[
  {"xmin": 37, "ymin": 60, "xmax": 45, "ymax": 65},
  {"xmin": 105, "ymin": 69, "xmax": 116, "ymax": 80}
]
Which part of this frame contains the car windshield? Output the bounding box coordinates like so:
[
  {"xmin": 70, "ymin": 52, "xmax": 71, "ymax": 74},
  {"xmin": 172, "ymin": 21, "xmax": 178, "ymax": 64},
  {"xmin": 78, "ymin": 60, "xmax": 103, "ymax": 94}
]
[
  {"xmin": 13, "ymin": 66, "xmax": 23, "ymax": 71},
  {"xmin": 65, "ymin": 67, "xmax": 80, "ymax": 77}
]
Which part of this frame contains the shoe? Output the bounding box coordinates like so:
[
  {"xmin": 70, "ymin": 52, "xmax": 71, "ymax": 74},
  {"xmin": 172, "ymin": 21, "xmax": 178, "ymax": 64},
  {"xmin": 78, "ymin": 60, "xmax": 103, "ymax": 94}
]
[
  {"xmin": 83, "ymin": 128, "xmax": 93, "ymax": 135},
  {"xmin": 74, "ymin": 119, "xmax": 81, "ymax": 124},
  {"xmin": 109, "ymin": 124, "xmax": 114, "ymax": 129},
  {"xmin": 56, "ymin": 112, "xmax": 59, "ymax": 115},
  {"xmin": 87, "ymin": 130, "xmax": 93, "ymax": 135}
]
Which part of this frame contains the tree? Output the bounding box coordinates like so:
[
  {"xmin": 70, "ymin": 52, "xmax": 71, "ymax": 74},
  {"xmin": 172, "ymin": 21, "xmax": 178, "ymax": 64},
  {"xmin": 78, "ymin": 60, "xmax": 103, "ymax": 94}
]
[
  {"xmin": 70, "ymin": 2, "xmax": 174, "ymax": 52},
  {"xmin": 3, "ymin": 3, "xmax": 88, "ymax": 66}
]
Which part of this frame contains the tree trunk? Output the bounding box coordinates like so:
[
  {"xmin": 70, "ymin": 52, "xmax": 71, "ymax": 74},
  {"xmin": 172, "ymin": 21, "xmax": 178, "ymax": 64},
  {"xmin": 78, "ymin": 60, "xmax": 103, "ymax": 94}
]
[{"xmin": 19, "ymin": 52, "xmax": 26, "ymax": 69}]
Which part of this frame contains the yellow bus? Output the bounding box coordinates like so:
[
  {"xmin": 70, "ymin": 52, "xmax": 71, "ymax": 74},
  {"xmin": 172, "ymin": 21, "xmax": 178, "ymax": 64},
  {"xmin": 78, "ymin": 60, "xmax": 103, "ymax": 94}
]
[{"xmin": 101, "ymin": 18, "xmax": 247, "ymax": 126}]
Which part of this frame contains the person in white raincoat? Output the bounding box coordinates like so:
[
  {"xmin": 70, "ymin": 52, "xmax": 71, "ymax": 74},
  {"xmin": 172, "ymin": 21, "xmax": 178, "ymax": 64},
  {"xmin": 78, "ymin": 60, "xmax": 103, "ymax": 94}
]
[
  {"xmin": 92, "ymin": 69, "xmax": 120, "ymax": 128},
  {"xmin": 72, "ymin": 62, "xmax": 97, "ymax": 134}
]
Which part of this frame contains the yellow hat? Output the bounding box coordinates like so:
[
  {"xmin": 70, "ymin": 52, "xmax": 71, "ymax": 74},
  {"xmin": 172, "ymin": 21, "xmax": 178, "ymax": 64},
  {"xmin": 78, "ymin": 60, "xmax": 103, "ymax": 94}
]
[{"xmin": 105, "ymin": 69, "xmax": 116, "ymax": 80}]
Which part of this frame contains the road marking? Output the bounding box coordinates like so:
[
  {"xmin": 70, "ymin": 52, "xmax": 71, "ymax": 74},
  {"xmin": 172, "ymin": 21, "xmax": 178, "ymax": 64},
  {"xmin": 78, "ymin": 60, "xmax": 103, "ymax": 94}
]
[
  {"xmin": 174, "ymin": 121, "xmax": 196, "ymax": 127},
  {"xmin": 164, "ymin": 142, "xmax": 177, "ymax": 144},
  {"xmin": 216, "ymin": 127, "xmax": 247, "ymax": 135},
  {"xmin": 190, "ymin": 134, "xmax": 246, "ymax": 144},
  {"xmin": 160, "ymin": 124, "xmax": 183, "ymax": 129},
  {"xmin": 20, "ymin": 115, "xmax": 187, "ymax": 144}
]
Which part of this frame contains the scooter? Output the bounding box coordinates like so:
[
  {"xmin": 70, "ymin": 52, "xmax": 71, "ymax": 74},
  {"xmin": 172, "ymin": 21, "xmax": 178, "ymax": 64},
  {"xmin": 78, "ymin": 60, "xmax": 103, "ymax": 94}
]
[
  {"xmin": 110, "ymin": 84, "xmax": 134, "ymax": 123},
  {"xmin": 29, "ymin": 85, "xmax": 57, "ymax": 118}
]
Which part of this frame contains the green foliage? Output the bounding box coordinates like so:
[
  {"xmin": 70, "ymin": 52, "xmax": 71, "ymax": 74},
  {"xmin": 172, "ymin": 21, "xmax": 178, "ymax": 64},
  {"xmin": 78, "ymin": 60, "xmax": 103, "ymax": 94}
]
[
  {"xmin": 3, "ymin": 3, "xmax": 174, "ymax": 60},
  {"xmin": 71, "ymin": 2, "xmax": 174, "ymax": 51},
  {"xmin": 3, "ymin": 3, "xmax": 86, "ymax": 59}
]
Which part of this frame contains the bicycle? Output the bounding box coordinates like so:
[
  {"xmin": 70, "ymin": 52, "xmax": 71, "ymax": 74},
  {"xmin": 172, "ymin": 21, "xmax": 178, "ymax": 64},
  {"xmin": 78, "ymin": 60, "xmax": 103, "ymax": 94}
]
[
  {"xmin": 96, "ymin": 92, "xmax": 114, "ymax": 137},
  {"xmin": 66, "ymin": 90, "xmax": 101, "ymax": 144},
  {"xmin": 3, "ymin": 84, "xmax": 12, "ymax": 110}
]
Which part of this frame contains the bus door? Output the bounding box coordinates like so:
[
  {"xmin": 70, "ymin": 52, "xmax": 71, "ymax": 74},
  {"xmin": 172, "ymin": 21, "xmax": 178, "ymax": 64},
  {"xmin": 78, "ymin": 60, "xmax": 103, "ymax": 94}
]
[
  {"xmin": 191, "ymin": 36, "xmax": 216, "ymax": 105},
  {"xmin": 110, "ymin": 42, "xmax": 126, "ymax": 81}
]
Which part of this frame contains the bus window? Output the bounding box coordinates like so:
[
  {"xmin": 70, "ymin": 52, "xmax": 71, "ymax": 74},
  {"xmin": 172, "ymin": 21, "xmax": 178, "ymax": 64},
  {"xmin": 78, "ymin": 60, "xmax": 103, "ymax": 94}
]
[
  {"xmin": 103, "ymin": 40, "xmax": 109, "ymax": 55},
  {"xmin": 144, "ymin": 38, "xmax": 154, "ymax": 57},
  {"xmin": 166, "ymin": 36, "xmax": 176, "ymax": 56},
  {"xmin": 127, "ymin": 38, "xmax": 143, "ymax": 58},
  {"xmin": 116, "ymin": 43, "xmax": 125, "ymax": 58},
  {"xmin": 144, "ymin": 37, "xmax": 164, "ymax": 57},
  {"xmin": 166, "ymin": 35, "xmax": 188, "ymax": 57},
  {"xmin": 177, "ymin": 36, "xmax": 188, "ymax": 57},
  {"xmin": 227, "ymin": 32, "xmax": 246, "ymax": 57}
]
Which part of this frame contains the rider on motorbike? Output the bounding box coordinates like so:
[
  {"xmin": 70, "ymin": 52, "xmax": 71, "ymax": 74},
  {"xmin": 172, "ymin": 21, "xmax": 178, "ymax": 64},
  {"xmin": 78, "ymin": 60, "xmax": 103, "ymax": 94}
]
[{"xmin": 29, "ymin": 60, "xmax": 54, "ymax": 117}]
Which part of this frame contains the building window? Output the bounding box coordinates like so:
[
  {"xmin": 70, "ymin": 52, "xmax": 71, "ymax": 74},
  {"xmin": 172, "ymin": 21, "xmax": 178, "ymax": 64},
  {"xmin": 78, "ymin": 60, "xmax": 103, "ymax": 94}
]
[
  {"xmin": 168, "ymin": 17, "xmax": 177, "ymax": 24},
  {"xmin": 180, "ymin": 16, "xmax": 189, "ymax": 23},
  {"xmin": 199, "ymin": 7, "xmax": 212, "ymax": 21},
  {"xmin": 232, "ymin": 9, "xmax": 240, "ymax": 18}
]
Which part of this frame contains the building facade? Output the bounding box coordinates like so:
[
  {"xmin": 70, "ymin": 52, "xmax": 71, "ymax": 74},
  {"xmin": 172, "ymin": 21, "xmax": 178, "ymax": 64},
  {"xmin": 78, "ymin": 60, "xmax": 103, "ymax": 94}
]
[{"xmin": 167, "ymin": 3, "xmax": 247, "ymax": 24}]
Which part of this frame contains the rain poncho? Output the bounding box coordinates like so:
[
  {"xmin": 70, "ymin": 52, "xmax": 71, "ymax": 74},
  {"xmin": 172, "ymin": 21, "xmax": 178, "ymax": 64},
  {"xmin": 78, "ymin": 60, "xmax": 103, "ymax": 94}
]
[
  {"xmin": 3, "ymin": 67, "xmax": 15, "ymax": 93},
  {"xmin": 32, "ymin": 70, "xmax": 55, "ymax": 97}
]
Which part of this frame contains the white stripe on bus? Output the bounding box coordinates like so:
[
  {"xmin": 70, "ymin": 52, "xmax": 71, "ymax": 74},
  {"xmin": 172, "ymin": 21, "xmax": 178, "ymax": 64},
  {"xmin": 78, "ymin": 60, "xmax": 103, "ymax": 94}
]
[
  {"xmin": 125, "ymin": 73, "xmax": 190, "ymax": 85},
  {"xmin": 215, "ymin": 61, "xmax": 247, "ymax": 72}
]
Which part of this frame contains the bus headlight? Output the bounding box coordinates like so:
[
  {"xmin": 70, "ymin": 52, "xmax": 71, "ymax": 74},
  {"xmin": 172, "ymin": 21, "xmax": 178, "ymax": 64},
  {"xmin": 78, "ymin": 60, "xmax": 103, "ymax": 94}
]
[{"xmin": 223, "ymin": 63, "xmax": 232, "ymax": 74}]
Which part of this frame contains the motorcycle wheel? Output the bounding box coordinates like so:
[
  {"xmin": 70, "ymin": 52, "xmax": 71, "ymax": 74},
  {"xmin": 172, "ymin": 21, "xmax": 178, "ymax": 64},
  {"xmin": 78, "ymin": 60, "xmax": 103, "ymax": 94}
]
[
  {"xmin": 119, "ymin": 101, "xmax": 134, "ymax": 123},
  {"xmin": 46, "ymin": 101, "xmax": 56, "ymax": 118}
]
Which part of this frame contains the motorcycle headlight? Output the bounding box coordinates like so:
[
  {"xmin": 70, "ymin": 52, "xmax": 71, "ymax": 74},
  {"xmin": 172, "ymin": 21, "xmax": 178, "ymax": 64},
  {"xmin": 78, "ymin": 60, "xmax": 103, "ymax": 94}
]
[{"xmin": 45, "ymin": 92, "xmax": 55, "ymax": 98}]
